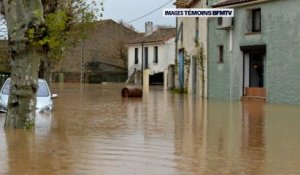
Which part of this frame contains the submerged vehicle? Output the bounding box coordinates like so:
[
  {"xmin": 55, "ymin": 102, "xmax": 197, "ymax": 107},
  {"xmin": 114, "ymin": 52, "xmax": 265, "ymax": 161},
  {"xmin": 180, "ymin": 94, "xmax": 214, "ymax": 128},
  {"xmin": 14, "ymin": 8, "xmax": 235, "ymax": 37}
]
[{"xmin": 0, "ymin": 78, "xmax": 57, "ymax": 113}]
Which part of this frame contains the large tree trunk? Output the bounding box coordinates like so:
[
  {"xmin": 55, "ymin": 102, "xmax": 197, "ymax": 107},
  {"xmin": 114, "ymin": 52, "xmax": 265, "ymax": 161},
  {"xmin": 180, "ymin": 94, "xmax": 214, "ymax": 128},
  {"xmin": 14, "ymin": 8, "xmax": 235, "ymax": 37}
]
[{"xmin": 3, "ymin": 0, "xmax": 44, "ymax": 129}]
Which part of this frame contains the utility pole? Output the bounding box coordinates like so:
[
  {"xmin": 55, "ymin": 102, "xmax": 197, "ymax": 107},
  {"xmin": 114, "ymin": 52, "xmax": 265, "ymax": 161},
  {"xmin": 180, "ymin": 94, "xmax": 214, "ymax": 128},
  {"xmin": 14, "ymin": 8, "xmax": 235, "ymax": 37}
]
[
  {"xmin": 80, "ymin": 11, "xmax": 85, "ymax": 84},
  {"xmin": 80, "ymin": 40, "xmax": 84, "ymax": 83}
]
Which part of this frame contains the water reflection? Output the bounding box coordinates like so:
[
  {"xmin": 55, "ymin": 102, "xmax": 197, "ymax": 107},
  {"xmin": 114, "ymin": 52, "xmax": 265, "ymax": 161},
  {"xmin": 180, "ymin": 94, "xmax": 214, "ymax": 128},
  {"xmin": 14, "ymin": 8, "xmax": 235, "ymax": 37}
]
[
  {"xmin": 0, "ymin": 83, "xmax": 300, "ymax": 174},
  {"xmin": 241, "ymin": 100, "xmax": 265, "ymax": 175}
]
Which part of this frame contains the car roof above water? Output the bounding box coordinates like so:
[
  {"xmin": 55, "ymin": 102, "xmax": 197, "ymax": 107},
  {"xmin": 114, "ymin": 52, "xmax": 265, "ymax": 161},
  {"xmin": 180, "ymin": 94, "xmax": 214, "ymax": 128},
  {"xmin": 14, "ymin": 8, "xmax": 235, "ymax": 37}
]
[{"xmin": 1, "ymin": 78, "xmax": 50, "ymax": 97}]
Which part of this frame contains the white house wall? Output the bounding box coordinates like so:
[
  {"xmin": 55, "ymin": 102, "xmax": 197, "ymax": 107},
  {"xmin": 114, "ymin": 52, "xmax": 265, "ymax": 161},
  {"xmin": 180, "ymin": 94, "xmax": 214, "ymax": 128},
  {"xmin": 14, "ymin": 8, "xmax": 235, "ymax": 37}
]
[
  {"xmin": 163, "ymin": 38, "xmax": 176, "ymax": 69},
  {"xmin": 128, "ymin": 45, "xmax": 142, "ymax": 76},
  {"xmin": 127, "ymin": 38, "xmax": 175, "ymax": 77}
]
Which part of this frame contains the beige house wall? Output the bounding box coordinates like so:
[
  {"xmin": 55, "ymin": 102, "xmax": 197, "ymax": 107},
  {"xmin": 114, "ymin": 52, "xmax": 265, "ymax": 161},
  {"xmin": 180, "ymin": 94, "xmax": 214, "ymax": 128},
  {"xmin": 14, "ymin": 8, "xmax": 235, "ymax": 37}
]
[{"xmin": 177, "ymin": 1, "xmax": 208, "ymax": 97}]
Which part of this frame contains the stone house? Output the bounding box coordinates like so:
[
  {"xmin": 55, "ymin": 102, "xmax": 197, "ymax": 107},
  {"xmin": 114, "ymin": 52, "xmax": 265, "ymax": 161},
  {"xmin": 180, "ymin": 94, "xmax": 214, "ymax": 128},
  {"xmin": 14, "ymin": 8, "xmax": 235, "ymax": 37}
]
[
  {"xmin": 51, "ymin": 19, "xmax": 141, "ymax": 83},
  {"xmin": 208, "ymin": 0, "xmax": 300, "ymax": 104},
  {"xmin": 175, "ymin": 0, "xmax": 208, "ymax": 96},
  {"xmin": 127, "ymin": 22, "xmax": 176, "ymax": 85}
]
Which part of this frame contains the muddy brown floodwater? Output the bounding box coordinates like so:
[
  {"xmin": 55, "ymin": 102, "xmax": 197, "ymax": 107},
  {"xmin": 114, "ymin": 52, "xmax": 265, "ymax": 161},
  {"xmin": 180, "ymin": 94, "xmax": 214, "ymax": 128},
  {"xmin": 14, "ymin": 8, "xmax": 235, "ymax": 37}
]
[{"xmin": 1, "ymin": 83, "xmax": 300, "ymax": 175}]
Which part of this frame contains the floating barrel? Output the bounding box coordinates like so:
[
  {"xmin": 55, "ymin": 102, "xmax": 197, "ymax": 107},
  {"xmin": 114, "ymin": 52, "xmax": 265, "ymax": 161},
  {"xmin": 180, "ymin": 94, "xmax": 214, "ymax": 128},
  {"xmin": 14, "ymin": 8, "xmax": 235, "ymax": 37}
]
[{"xmin": 121, "ymin": 86, "xmax": 143, "ymax": 97}]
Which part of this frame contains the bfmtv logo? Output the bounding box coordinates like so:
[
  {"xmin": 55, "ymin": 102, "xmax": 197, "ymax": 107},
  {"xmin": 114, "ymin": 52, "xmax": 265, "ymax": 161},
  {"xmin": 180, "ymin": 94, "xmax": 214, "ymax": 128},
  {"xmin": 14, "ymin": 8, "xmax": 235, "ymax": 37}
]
[{"xmin": 163, "ymin": 8, "xmax": 234, "ymax": 17}]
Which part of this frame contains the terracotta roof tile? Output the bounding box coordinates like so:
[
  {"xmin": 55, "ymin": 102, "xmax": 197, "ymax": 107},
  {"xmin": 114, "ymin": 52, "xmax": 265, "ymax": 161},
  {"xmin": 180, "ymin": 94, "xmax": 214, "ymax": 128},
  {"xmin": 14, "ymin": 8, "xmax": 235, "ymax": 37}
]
[
  {"xmin": 127, "ymin": 28, "xmax": 176, "ymax": 44},
  {"xmin": 174, "ymin": 0, "xmax": 199, "ymax": 8},
  {"xmin": 212, "ymin": 0, "xmax": 259, "ymax": 7}
]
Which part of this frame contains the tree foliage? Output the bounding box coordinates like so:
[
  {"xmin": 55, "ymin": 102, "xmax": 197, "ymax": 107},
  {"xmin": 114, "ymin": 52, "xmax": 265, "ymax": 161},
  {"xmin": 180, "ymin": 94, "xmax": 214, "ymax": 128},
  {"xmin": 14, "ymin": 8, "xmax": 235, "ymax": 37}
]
[
  {"xmin": 118, "ymin": 19, "xmax": 136, "ymax": 32},
  {"xmin": 0, "ymin": 0, "xmax": 103, "ymax": 61}
]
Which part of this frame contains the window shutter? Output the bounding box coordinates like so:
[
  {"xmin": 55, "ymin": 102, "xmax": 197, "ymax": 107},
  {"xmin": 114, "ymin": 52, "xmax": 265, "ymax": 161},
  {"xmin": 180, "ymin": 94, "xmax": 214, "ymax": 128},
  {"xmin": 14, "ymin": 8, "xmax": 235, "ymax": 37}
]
[{"xmin": 246, "ymin": 10, "xmax": 252, "ymax": 32}]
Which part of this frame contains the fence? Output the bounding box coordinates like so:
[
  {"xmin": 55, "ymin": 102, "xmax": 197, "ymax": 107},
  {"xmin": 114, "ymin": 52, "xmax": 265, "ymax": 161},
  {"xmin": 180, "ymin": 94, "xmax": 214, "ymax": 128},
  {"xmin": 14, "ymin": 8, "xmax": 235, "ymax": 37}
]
[
  {"xmin": 88, "ymin": 71, "xmax": 128, "ymax": 83},
  {"xmin": 51, "ymin": 71, "xmax": 128, "ymax": 83}
]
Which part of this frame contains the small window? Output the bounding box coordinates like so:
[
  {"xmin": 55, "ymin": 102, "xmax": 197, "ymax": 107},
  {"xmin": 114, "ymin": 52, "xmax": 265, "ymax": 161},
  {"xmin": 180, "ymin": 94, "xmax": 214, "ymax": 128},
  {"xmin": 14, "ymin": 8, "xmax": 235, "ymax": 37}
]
[
  {"xmin": 252, "ymin": 9, "xmax": 261, "ymax": 32},
  {"xmin": 134, "ymin": 48, "xmax": 138, "ymax": 64},
  {"xmin": 218, "ymin": 45, "xmax": 224, "ymax": 63},
  {"xmin": 217, "ymin": 17, "xmax": 223, "ymax": 26},
  {"xmin": 246, "ymin": 8, "xmax": 261, "ymax": 33},
  {"xmin": 176, "ymin": 21, "xmax": 183, "ymax": 42},
  {"xmin": 195, "ymin": 17, "xmax": 199, "ymax": 43},
  {"xmin": 144, "ymin": 47, "xmax": 148, "ymax": 68},
  {"xmin": 154, "ymin": 46, "xmax": 158, "ymax": 63}
]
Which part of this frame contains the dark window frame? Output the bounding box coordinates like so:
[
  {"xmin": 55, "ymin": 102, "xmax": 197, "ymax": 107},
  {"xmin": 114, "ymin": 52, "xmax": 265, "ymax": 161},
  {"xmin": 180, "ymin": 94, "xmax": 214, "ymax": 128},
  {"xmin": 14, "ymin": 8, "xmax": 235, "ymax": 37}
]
[
  {"xmin": 134, "ymin": 48, "xmax": 138, "ymax": 64},
  {"xmin": 217, "ymin": 17, "xmax": 223, "ymax": 26},
  {"xmin": 252, "ymin": 8, "xmax": 261, "ymax": 32},
  {"xmin": 144, "ymin": 47, "xmax": 148, "ymax": 68},
  {"xmin": 218, "ymin": 45, "xmax": 224, "ymax": 63},
  {"xmin": 153, "ymin": 46, "xmax": 158, "ymax": 64},
  {"xmin": 195, "ymin": 17, "xmax": 199, "ymax": 43}
]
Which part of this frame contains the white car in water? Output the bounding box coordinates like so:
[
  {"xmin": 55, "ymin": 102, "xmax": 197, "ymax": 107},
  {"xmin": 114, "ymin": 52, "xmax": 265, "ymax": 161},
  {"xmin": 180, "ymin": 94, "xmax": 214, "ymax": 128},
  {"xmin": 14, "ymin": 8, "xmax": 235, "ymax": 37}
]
[{"xmin": 0, "ymin": 78, "xmax": 57, "ymax": 113}]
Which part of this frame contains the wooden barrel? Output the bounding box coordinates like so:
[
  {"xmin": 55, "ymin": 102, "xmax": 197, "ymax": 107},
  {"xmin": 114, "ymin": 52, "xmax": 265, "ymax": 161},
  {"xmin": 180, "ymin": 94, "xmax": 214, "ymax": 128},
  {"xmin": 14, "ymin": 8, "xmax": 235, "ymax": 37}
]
[{"xmin": 121, "ymin": 86, "xmax": 143, "ymax": 97}]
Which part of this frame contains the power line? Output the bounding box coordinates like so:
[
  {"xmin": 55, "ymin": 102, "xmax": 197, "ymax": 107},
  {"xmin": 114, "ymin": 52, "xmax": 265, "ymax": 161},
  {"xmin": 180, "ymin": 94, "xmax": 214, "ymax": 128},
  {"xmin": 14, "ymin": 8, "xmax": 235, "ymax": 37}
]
[{"xmin": 128, "ymin": 0, "xmax": 173, "ymax": 23}]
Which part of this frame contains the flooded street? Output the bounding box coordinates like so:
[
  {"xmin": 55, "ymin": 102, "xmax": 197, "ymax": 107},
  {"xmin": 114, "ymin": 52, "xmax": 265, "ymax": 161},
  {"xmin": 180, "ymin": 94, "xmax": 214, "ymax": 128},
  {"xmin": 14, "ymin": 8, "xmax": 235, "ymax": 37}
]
[{"xmin": 1, "ymin": 83, "xmax": 300, "ymax": 175}]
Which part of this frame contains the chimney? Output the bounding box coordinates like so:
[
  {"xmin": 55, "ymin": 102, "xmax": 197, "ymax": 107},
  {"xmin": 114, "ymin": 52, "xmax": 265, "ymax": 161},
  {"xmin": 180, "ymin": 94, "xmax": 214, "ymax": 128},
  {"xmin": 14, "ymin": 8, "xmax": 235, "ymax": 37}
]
[{"xmin": 145, "ymin": 21, "xmax": 153, "ymax": 36}]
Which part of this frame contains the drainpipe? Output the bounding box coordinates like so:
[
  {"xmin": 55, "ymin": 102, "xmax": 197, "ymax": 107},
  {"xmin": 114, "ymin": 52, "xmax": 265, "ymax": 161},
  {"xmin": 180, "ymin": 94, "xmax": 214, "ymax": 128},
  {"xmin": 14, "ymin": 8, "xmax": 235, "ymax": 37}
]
[
  {"xmin": 175, "ymin": 17, "xmax": 178, "ymax": 71},
  {"xmin": 141, "ymin": 42, "xmax": 144, "ymax": 85}
]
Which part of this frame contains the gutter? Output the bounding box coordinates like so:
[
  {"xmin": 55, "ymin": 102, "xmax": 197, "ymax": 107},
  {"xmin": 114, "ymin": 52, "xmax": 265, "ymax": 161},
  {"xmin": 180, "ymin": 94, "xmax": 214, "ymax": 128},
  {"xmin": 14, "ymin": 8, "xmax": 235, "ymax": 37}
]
[
  {"xmin": 212, "ymin": 0, "xmax": 270, "ymax": 8},
  {"xmin": 127, "ymin": 41, "xmax": 165, "ymax": 46}
]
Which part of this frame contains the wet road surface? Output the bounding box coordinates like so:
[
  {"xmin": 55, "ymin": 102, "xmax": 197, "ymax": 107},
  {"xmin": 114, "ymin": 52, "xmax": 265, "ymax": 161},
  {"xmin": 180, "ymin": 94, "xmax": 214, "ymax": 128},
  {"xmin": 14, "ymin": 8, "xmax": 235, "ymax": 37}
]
[{"xmin": 1, "ymin": 83, "xmax": 300, "ymax": 175}]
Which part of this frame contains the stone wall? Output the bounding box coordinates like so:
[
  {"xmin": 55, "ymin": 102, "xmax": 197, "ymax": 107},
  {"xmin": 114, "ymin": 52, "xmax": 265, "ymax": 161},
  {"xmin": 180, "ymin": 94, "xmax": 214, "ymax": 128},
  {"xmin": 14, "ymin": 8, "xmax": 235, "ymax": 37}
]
[{"xmin": 52, "ymin": 19, "xmax": 141, "ymax": 82}]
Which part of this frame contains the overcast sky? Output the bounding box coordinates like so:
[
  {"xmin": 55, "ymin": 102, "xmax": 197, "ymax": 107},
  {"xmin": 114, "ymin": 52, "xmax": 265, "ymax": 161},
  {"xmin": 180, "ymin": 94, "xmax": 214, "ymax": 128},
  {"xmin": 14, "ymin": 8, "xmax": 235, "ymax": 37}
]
[{"xmin": 102, "ymin": 0, "xmax": 176, "ymax": 32}]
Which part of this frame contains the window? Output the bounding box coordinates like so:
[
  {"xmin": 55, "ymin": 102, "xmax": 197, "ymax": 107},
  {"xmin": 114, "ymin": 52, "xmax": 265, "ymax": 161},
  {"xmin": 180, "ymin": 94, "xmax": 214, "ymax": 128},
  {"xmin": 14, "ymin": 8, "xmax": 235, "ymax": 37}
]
[
  {"xmin": 154, "ymin": 46, "xmax": 158, "ymax": 63},
  {"xmin": 252, "ymin": 9, "xmax": 261, "ymax": 32},
  {"xmin": 144, "ymin": 47, "xmax": 148, "ymax": 68},
  {"xmin": 195, "ymin": 17, "xmax": 199, "ymax": 43},
  {"xmin": 134, "ymin": 48, "xmax": 138, "ymax": 64},
  {"xmin": 246, "ymin": 8, "xmax": 261, "ymax": 33},
  {"xmin": 218, "ymin": 45, "xmax": 224, "ymax": 63},
  {"xmin": 217, "ymin": 17, "xmax": 223, "ymax": 26},
  {"xmin": 176, "ymin": 21, "xmax": 183, "ymax": 42}
]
